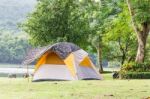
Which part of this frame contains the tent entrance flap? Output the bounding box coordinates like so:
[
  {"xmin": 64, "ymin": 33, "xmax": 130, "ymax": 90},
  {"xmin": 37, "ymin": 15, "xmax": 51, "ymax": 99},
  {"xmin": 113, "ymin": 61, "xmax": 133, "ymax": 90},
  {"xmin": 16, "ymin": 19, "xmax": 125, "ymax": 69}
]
[
  {"xmin": 35, "ymin": 52, "xmax": 65, "ymax": 71},
  {"xmin": 46, "ymin": 52, "xmax": 65, "ymax": 64}
]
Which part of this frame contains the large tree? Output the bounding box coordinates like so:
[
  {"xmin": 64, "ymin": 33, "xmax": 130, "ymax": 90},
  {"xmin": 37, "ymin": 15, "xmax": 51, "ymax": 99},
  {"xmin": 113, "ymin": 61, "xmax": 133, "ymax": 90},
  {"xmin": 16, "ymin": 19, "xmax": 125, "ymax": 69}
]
[
  {"xmin": 104, "ymin": 2, "xmax": 137, "ymax": 65},
  {"xmin": 21, "ymin": 0, "xmax": 91, "ymax": 48},
  {"xmin": 88, "ymin": 0, "xmax": 122, "ymax": 72},
  {"xmin": 126, "ymin": 0, "xmax": 150, "ymax": 63},
  {"xmin": 22, "ymin": 0, "xmax": 111, "ymax": 73}
]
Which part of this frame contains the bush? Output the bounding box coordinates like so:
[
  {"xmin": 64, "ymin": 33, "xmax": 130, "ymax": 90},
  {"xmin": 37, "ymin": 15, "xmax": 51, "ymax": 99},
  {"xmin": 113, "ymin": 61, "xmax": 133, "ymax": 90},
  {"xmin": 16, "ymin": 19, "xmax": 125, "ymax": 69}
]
[
  {"xmin": 119, "ymin": 62, "xmax": 150, "ymax": 79},
  {"xmin": 121, "ymin": 62, "xmax": 150, "ymax": 72},
  {"xmin": 121, "ymin": 72, "xmax": 150, "ymax": 79}
]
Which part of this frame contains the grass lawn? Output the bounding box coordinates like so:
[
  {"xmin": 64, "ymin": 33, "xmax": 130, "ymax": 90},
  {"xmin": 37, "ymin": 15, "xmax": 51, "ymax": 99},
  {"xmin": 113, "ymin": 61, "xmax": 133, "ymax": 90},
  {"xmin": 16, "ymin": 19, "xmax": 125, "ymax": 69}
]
[{"xmin": 0, "ymin": 74, "xmax": 150, "ymax": 99}]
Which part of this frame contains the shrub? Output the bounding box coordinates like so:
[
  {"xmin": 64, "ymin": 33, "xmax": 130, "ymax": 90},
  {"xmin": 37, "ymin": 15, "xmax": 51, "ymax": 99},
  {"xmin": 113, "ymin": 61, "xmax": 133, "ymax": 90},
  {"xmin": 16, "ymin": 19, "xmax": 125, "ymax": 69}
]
[
  {"xmin": 121, "ymin": 72, "xmax": 150, "ymax": 79},
  {"xmin": 119, "ymin": 62, "xmax": 150, "ymax": 79},
  {"xmin": 121, "ymin": 62, "xmax": 150, "ymax": 72}
]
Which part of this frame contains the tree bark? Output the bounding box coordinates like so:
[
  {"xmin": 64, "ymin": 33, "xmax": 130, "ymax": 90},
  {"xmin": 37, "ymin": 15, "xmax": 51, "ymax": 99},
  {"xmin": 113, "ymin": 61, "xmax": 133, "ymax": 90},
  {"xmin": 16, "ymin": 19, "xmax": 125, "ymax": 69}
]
[
  {"xmin": 97, "ymin": 47, "xmax": 103, "ymax": 73},
  {"xmin": 118, "ymin": 38, "xmax": 126, "ymax": 65},
  {"xmin": 128, "ymin": 55, "xmax": 135, "ymax": 63},
  {"xmin": 135, "ymin": 24, "xmax": 149, "ymax": 63},
  {"xmin": 121, "ymin": 53, "xmax": 126, "ymax": 65}
]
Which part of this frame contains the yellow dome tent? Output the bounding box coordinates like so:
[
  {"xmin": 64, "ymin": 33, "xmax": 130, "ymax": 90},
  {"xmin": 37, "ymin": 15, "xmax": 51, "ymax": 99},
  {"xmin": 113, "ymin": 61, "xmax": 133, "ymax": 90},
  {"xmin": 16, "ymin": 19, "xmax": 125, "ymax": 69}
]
[{"xmin": 23, "ymin": 42, "xmax": 102, "ymax": 81}]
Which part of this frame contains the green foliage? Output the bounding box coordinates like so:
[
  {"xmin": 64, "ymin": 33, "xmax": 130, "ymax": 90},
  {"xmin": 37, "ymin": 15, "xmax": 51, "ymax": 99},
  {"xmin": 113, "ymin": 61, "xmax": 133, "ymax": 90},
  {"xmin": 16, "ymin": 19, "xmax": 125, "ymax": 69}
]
[
  {"xmin": 121, "ymin": 72, "xmax": 150, "ymax": 79},
  {"xmin": 103, "ymin": 1, "xmax": 137, "ymax": 64},
  {"xmin": 121, "ymin": 62, "xmax": 150, "ymax": 72},
  {"xmin": 0, "ymin": 31, "xmax": 30, "ymax": 64},
  {"xmin": 127, "ymin": 0, "xmax": 150, "ymax": 63},
  {"xmin": 22, "ymin": 0, "xmax": 92, "ymax": 48},
  {"xmin": 131, "ymin": 0, "xmax": 150, "ymax": 24},
  {"xmin": 88, "ymin": 0, "xmax": 119, "ymax": 50},
  {"xmin": 145, "ymin": 36, "xmax": 150, "ymax": 62},
  {"xmin": 18, "ymin": 0, "xmax": 150, "ymax": 66}
]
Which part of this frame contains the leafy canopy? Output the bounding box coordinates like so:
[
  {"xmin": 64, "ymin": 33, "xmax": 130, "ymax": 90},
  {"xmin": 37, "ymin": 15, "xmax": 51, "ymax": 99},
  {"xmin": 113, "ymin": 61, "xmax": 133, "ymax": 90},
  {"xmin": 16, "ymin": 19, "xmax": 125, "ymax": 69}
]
[
  {"xmin": 22, "ymin": 0, "xmax": 92, "ymax": 48},
  {"xmin": 131, "ymin": 0, "xmax": 150, "ymax": 24}
]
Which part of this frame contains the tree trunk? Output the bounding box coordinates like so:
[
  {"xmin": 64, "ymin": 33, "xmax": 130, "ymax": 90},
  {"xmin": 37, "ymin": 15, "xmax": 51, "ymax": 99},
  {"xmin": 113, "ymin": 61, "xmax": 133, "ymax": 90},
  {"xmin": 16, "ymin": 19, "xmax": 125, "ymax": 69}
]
[
  {"xmin": 126, "ymin": 0, "xmax": 150, "ymax": 63},
  {"xmin": 128, "ymin": 55, "xmax": 135, "ymax": 63},
  {"xmin": 118, "ymin": 38, "xmax": 127, "ymax": 65},
  {"xmin": 121, "ymin": 53, "xmax": 126, "ymax": 65},
  {"xmin": 97, "ymin": 47, "xmax": 103, "ymax": 73},
  {"xmin": 135, "ymin": 29, "xmax": 149, "ymax": 63}
]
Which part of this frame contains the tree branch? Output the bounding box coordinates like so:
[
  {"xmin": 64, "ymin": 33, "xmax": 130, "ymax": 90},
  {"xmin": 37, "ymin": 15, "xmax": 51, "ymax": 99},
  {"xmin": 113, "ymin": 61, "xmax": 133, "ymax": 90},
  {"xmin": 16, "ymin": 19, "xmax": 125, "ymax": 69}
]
[
  {"xmin": 126, "ymin": 0, "xmax": 139, "ymax": 33},
  {"xmin": 118, "ymin": 37, "xmax": 124, "ymax": 52}
]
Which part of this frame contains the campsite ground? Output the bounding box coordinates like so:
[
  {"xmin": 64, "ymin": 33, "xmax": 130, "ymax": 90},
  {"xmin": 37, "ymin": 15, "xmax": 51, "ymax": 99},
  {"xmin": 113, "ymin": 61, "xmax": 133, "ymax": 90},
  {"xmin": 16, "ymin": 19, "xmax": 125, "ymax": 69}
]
[{"xmin": 0, "ymin": 74, "xmax": 150, "ymax": 99}]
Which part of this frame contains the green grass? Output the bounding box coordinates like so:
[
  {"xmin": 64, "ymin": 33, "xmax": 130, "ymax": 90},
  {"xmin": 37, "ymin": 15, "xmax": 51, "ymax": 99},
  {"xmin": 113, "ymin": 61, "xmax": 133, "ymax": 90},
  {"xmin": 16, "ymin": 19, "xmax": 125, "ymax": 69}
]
[{"xmin": 0, "ymin": 74, "xmax": 150, "ymax": 99}]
